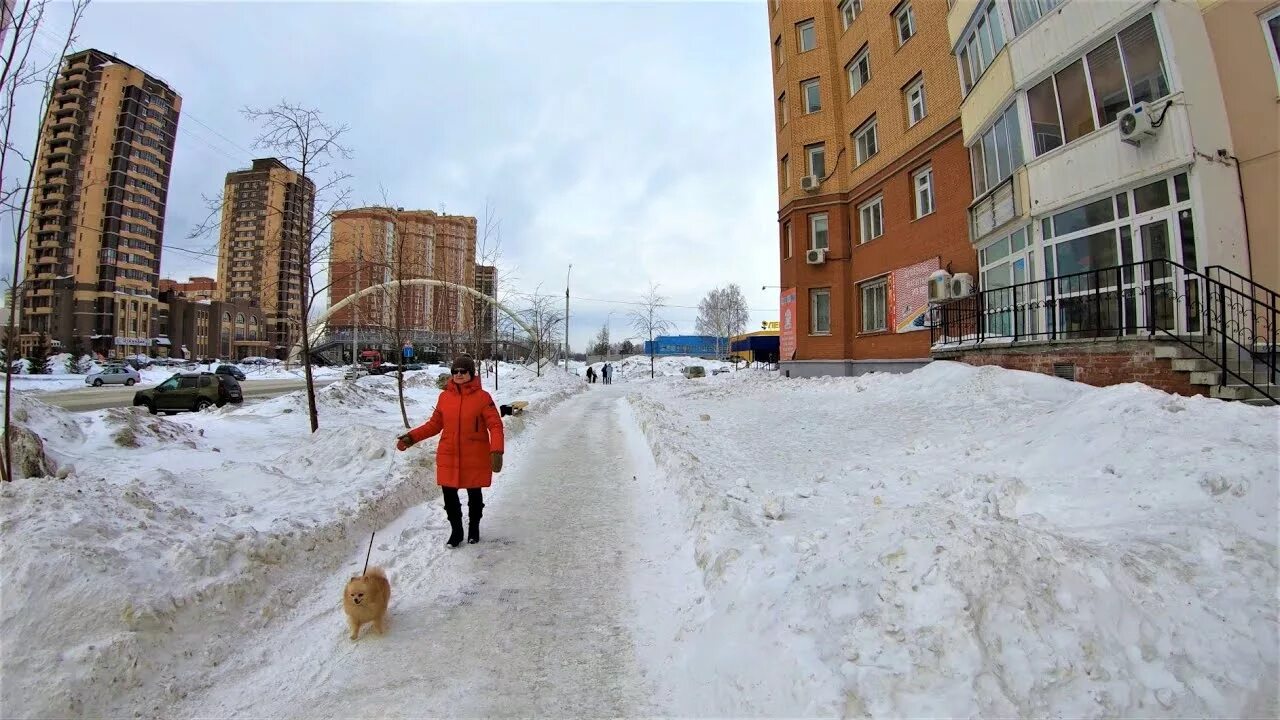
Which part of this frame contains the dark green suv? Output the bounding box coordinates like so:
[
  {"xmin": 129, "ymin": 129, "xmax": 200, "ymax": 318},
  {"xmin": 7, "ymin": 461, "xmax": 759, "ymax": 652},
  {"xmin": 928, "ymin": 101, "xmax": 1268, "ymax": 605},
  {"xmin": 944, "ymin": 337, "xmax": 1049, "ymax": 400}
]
[{"xmin": 133, "ymin": 372, "xmax": 243, "ymax": 415}]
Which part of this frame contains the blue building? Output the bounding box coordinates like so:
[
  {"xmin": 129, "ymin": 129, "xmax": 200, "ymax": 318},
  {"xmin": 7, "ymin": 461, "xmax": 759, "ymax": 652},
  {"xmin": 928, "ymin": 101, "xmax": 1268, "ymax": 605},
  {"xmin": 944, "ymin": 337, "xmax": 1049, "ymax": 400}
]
[{"xmin": 642, "ymin": 335, "xmax": 728, "ymax": 357}]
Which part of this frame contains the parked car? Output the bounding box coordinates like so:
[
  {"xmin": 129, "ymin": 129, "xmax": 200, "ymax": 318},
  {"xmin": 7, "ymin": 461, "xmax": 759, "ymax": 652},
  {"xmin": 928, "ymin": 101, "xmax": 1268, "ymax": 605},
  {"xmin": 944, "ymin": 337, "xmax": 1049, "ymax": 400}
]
[
  {"xmin": 132, "ymin": 372, "xmax": 242, "ymax": 415},
  {"xmin": 85, "ymin": 365, "xmax": 141, "ymax": 387},
  {"xmin": 711, "ymin": 367, "xmax": 731, "ymax": 376},
  {"xmin": 215, "ymin": 364, "xmax": 246, "ymax": 381},
  {"xmin": 682, "ymin": 365, "xmax": 706, "ymax": 379},
  {"xmin": 344, "ymin": 366, "xmax": 370, "ymax": 381}
]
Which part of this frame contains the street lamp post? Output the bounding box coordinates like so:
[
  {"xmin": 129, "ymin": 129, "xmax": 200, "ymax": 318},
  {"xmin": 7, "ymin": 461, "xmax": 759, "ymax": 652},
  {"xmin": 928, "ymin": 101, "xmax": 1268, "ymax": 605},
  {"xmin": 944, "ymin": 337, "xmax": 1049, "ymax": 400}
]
[{"xmin": 565, "ymin": 264, "xmax": 572, "ymax": 371}]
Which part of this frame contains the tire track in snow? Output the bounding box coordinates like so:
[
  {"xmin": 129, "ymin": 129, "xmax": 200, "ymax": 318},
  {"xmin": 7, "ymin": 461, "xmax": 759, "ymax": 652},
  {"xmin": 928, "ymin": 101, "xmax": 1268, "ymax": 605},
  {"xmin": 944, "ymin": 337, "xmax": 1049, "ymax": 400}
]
[{"xmin": 173, "ymin": 386, "xmax": 658, "ymax": 718}]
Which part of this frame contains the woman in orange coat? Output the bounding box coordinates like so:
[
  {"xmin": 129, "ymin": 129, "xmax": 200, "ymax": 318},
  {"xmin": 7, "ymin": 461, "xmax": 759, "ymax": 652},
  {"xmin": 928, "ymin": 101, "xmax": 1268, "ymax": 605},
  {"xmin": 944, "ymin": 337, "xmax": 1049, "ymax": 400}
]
[{"xmin": 396, "ymin": 356, "xmax": 505, "ymax": 547}]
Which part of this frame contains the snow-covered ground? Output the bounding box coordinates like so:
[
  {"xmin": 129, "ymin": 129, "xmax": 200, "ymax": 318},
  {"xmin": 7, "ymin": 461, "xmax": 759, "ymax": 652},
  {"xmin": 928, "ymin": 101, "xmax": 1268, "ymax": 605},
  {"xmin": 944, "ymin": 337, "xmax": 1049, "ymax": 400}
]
[
  {"xmin": 5, "ymin": 355, "xmax": 349, "ymax": 393},
  {"xmin": 3, "ymin": 357, "xmax": 1276, "ymax": 718},
  {"xmin": 580, "ymin": 354, "xmax": 736, "ymax": 382},
  {"xmin": 0, "ymin": 363, "xmax": 583, "ymax": 718},
  {"xmin": 626, "ymin": 362, "xmax": 1279, "ymax": 717}
]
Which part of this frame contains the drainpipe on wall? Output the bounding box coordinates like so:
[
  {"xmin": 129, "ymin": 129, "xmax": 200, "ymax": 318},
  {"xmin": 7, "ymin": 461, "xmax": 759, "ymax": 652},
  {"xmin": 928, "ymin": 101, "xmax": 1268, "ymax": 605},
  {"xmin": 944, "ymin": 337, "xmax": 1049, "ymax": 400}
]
[{"xmin": 1225, "ymin": 151, "xmax": 1253, "ymax": 281}]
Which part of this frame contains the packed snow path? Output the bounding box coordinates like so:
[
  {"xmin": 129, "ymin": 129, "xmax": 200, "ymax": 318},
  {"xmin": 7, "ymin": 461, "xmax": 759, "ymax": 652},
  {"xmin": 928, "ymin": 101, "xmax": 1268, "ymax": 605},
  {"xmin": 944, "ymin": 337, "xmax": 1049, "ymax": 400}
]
[{"xmin": 177, "ymin": 386, "xmax": 661, "ymax": 718}]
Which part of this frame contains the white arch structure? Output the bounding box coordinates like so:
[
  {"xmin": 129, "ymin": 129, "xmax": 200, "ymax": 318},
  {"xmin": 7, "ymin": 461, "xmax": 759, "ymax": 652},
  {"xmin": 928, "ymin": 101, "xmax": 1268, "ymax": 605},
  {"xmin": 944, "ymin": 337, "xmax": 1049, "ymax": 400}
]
[{"xmin": 289, "ymin": 279, "xmax": 537, "ymax": 362}]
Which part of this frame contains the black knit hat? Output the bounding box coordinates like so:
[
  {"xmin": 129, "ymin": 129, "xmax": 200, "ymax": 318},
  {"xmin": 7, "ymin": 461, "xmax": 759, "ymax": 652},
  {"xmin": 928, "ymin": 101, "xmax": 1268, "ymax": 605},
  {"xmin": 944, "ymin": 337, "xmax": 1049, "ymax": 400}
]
[{"xmin": 451, "ymin": 356, "xmax": 476, "ymax": 376}]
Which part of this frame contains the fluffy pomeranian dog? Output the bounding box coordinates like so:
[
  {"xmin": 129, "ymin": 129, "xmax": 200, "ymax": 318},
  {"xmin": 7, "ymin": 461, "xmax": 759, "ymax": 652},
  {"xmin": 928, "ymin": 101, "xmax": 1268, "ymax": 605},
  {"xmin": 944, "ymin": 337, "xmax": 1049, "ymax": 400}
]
[{"xmin": 342, "ymin": 566, "xmax": 390, "ymax": 641}]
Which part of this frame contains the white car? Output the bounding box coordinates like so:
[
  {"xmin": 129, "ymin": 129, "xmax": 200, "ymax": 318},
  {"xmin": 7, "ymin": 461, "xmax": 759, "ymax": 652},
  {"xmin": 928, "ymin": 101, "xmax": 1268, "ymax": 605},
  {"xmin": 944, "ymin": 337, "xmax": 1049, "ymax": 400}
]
[
  {"xmin": 85, "ymin": 366, "xmax": 141, "ymax": 387},
  {"xmin": 343, "ymin": 366, "xmax": 370, "ymax": 381}
]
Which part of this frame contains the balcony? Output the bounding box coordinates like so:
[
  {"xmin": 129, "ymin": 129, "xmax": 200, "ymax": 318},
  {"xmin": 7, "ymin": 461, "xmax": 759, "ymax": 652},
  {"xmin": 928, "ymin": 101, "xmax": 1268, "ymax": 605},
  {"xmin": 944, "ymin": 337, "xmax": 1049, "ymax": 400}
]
[
  {"xmin": 1025, "ymin": 95, "xmax": 1194, "ymax": 217},
  {"xmin": 961, "ymin": 52, "xmax": 1015, "ymax": 145},
  {"xmin": 50, "ymin": 115, "xmax": 78, "ymax": 131},
  {"xmin": 1008, "ymin": 0, "xmax": 1145, "ymax": 88},
  {"xmin": 947, "ymin": 0, "xmax": 983, "ymax": 46},
  {"xmin": 969, "ymin": 171, "xmax": 1027, "ymax": 242}
]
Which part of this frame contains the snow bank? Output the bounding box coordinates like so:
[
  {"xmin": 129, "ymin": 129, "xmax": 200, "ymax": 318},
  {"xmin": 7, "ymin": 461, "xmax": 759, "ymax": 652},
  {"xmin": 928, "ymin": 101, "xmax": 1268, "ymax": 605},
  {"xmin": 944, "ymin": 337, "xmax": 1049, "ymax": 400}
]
[
  {"xmin": 626, "ymin": 362, "xmax": 1279, "ymax": 717},
  {"xmin": 0, "ymin": 362, "xmax": 583, "ymax": 718},
  {"xmin": 581, "ymin": 354, "xmax": 735, "ymax": 382}
]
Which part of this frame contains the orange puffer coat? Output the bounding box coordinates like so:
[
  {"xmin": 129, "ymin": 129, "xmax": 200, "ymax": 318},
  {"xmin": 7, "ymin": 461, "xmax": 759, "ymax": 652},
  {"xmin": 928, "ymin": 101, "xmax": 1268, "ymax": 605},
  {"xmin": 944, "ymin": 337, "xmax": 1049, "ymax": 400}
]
[{"xmin": 405, "ymin": 375, "xmax": 505, "ymax": 489}]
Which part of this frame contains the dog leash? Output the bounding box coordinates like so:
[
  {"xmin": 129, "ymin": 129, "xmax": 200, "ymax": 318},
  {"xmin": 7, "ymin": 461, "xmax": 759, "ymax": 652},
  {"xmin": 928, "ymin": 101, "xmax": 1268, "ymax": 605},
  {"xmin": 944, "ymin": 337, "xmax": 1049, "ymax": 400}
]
[{"xmin": 362, "ymin": 532, "xmax": 375, "ymax": 576}]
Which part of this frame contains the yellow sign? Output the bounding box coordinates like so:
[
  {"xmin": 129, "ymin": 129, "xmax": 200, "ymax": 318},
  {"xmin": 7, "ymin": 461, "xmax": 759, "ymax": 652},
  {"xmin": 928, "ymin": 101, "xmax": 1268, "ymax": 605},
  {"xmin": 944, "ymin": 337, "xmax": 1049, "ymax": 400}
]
[{"xmin": 761, "ymin": 320, "xmax": 780, "ymax": 331}]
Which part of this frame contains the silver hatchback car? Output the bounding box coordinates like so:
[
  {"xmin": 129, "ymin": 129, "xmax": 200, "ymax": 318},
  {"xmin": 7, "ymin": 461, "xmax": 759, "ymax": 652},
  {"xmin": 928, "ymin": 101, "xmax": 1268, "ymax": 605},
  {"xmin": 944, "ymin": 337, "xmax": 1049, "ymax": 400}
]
[{"xmin": 85, "ymin": 365, "xmax": 141, "ymax": 387}]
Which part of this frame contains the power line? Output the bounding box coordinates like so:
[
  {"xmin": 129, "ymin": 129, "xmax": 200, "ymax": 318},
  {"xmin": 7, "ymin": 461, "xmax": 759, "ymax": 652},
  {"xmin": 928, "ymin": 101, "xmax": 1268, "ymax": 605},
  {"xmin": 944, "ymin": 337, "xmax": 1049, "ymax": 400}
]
[{"xmin": 501, "ymin": 289, "xmax": 775, "ymax": 313}]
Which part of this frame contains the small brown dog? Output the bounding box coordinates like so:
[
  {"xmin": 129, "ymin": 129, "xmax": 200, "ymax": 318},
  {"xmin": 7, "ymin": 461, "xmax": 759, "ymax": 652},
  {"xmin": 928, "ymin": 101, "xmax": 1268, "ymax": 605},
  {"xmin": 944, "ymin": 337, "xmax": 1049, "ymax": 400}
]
[{"xmin": 342, "ymin": 566, "xmax": 390, "ymax": 641}]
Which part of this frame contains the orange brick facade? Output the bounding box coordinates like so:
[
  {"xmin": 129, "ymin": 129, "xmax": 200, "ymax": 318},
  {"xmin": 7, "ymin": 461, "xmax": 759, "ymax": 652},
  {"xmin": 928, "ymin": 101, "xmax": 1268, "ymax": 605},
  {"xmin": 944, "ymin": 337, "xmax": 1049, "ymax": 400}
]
[{"xmin": 770, "ymin": 0, "xmax": 977, "ymax": 373}]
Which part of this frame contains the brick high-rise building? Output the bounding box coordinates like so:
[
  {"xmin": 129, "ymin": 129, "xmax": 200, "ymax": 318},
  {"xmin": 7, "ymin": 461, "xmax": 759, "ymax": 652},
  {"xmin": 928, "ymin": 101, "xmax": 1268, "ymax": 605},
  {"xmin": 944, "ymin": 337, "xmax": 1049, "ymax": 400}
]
[
  {"xmin": 215, "ymin": 158, "xmax": 315, "ymax": 358},
  {"xmin": 327, "ymin": 207, "xmax": 439, "ymax": 335},
  {"xmin": 19, "ymin": 49, "xmax": 181, "ymax": 357},
  {"xmin": 770, "ymin": 0, "xmax": 976, "ymax": 377},
  {"xmin": 474, "ymin": 264, "xmax": 498, "ymax": 344}
]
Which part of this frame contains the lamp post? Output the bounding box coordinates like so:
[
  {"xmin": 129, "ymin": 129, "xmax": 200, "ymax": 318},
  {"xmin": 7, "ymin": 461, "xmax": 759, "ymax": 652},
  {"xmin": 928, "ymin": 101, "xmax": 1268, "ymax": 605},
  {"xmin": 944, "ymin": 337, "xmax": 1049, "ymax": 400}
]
[{"xmin": 564, "ymin": 264, "xmax": 572, "ymax": 371}]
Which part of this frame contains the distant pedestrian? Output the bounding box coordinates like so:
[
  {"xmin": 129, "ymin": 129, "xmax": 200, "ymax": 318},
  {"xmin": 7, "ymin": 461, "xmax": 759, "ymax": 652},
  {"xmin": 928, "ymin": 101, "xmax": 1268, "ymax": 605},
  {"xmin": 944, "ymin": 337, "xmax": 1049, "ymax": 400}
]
[
  {"xmin": 586, "ymin": 366, "xmax": 596, "ymax": 383},
  {"xmin": 603, "ymin": 363, "xmax": 612, "ymax": 385}
]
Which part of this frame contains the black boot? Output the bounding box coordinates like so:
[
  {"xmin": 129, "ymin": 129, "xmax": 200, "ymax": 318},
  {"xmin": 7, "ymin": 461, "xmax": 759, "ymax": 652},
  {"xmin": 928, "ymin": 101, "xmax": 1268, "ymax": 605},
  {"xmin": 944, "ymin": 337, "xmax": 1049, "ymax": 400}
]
[
  {"xmin": 467, "ymin": 489, "xmax": 484, "ymax": 544},
  {"xmin": 443, "ymin": 489, "xmax": 463, "ymax": 548}
]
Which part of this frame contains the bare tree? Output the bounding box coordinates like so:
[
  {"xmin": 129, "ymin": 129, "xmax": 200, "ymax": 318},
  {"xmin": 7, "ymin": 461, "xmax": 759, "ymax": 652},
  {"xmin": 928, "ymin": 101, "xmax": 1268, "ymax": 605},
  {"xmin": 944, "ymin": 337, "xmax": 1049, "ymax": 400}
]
[
  {"xmin": 469, "ymin": 200, "xmax": 503, "ymax": 360},
  {"xmin": 629, "ymin": 282, "xmax": 673, "ymax": 380},
  {"xmin": 187, "ymin": 103, "xmax": 352, "ymax": 433},
  {"xmin": 696, "ymin": 283, "xmax": 750, "ymax": 358},
  {"xmin": 520, "ymin": 287, "xmax": 562, "ymax": 377},
  {"xmin": 2, "ymin": 0, "xmax": 89, "ymax": 483}
]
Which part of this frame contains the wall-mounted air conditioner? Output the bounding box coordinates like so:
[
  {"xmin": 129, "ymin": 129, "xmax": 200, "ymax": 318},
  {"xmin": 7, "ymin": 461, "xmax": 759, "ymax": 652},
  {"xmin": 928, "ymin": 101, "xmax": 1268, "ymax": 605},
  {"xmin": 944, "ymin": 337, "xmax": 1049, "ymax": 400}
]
[
  {"xmin": 927, "ymin": 270, "xmax": 953, "ymax": 303},
  {"xmin": 800, "ymin": 175, "xmax": 821, "ymax": 192},
  {"xmin": 950, "ymin": 273, "xmax": 975, "ymax": 298},
  {"xmin": 805, "ymin": 248, "xmax": 827, "ymax": 265},
  {"xmin": 1119, "ymin": 101, "xmax": 1159, "ymax": 146}
]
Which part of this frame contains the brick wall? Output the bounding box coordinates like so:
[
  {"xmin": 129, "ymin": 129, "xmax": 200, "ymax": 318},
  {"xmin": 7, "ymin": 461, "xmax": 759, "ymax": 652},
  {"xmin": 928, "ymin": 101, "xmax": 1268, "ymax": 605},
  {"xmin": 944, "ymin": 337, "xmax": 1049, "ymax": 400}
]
[{"xmin": 935, "ymin": 340, "xmax": 1208, "ymax": 397}]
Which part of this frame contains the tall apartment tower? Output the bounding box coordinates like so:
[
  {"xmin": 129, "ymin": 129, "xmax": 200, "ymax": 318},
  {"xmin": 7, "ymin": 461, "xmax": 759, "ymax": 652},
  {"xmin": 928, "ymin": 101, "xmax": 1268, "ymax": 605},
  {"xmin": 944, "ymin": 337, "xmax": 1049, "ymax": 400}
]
[
  {"xmin": 326, "ymin": 208, "xmax": 477, "ymax": 346},
  {"xmin": 770, "ymin": 0, "xmax": 976, "ymax": 378},
  {"xmin": 215, "ymin": 158, "xmax": 316, "ymax": 358},
  {"xmin": 474, "ymin": 264, "xmax": 498, "ymax": 343},
  {"xmin": 20, "ymin": 49, "xmax": 181, "ymax": 357}
]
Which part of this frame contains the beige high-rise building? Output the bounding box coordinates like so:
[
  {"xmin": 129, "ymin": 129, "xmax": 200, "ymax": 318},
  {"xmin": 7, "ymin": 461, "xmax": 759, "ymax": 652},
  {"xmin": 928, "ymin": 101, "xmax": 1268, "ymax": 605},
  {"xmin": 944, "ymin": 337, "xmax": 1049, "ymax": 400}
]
[
  {"xmin": 215, "ymin": 158, "xmax": 316, "ymax": 358},
  {"xmin": 19, "ymin": 49, "xmax": 181, "ymax": 357},
  {"xmin": 327, "ymin": 208, "xmax": 476, "ymax": 339}
]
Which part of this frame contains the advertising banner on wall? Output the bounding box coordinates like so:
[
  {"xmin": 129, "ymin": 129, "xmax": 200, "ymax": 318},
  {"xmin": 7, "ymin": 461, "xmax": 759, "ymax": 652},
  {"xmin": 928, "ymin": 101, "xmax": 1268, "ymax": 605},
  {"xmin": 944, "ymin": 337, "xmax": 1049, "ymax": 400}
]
[
  {"xmin": 890, "ymin": 258, "xmax": 940, "ymax": 333},
  {"xmin": 779, "ymin": 287, "xmax": 797, "ymax": 361}
]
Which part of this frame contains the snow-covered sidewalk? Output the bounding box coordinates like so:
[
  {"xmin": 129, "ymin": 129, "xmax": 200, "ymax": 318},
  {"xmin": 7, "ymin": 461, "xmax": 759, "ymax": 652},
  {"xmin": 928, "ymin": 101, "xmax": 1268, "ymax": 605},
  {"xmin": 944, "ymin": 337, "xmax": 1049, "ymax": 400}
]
[
  {"xmin": 625, "ymin": 362, "xmax": 1279, "ymax": 717},
  {"xmin": 172, "ymin": 385, "xmax": 666, "ymax": 717}
]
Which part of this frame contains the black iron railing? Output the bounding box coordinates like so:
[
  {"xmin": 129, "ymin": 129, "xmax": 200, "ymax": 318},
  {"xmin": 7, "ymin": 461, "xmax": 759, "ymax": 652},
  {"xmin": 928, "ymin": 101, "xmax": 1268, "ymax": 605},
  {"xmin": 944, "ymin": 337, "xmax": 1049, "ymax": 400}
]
[{"xmin": 931, "ymin": 259, "xmax": 1277, "ymax": 402}]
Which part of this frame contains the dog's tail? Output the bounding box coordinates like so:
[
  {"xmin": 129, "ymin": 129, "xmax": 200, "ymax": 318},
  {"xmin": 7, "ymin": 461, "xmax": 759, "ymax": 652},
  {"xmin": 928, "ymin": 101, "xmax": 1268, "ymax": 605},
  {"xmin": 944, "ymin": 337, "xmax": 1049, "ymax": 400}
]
[{"xmin": 364, "ymin": 566, "xmax": 386, "ymax": 581}]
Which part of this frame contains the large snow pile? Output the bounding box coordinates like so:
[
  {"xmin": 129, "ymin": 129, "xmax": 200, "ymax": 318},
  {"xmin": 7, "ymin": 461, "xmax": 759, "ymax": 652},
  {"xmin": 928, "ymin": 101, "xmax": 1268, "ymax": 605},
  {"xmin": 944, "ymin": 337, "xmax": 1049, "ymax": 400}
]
[
  {"xmin": 626, "ymin": 362, "xmax": 1278, "ymax": 717},
  {"xmin": 0, "ymin": 363, "xmax": 582, "ymax": 718}
]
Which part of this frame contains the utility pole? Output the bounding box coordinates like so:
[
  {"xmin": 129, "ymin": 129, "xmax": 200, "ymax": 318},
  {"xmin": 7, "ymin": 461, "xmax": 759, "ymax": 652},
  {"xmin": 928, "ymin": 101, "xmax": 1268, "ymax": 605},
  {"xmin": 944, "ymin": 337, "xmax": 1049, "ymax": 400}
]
[{"xmin": 565, "ymin": 263, "xmax": 572, "ymax": 371}]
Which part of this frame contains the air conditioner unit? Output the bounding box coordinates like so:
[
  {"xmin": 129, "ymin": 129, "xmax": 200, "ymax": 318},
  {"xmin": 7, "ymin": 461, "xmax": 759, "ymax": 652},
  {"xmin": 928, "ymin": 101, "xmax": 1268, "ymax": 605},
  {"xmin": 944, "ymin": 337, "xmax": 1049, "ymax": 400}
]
[
  {"xmin": 1118, "ymin": 101, "xmax": 1159, "ymax": 146},
  {"xmin": 927, "ymin": 269, "xmax": 953, "ymax": 303},
  {"xmin": 950, "ymin": 273, "xmax": 975, "ymax": 298},
  {"xmin": 800, "ymin": 175, "xmax": 821, "ymax": 192},
  {"xmin": 805, "ymin": 248, "xmax": 827, "ymax": 265}
]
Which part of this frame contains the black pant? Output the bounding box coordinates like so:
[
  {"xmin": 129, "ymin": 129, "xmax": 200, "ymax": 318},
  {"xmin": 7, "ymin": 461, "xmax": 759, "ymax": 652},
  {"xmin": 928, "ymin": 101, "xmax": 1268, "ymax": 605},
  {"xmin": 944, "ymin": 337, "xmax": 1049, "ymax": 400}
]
[{"xmin": 442, "ymin": 487, "xmax": 483, "ymax": 512}]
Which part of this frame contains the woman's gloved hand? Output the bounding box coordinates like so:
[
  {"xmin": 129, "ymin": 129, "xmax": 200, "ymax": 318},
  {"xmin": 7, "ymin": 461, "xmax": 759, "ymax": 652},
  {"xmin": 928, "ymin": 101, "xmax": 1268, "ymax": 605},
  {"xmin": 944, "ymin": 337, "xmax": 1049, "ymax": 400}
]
[
  {"xmin": 396, "ymin": 433, "xmax": 415, "ymax": 452},
  {"xmin": 491, "ymin": 452, "xmax": 504, "ymax": 473}
]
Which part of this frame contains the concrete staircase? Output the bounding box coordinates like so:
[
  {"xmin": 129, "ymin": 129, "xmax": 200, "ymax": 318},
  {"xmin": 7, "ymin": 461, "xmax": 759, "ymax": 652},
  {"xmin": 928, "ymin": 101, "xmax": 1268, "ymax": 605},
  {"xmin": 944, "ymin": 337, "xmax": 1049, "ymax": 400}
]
[{"xmin": 1156, "ymin": 344, "xmax": 1278, "ymax": 406}]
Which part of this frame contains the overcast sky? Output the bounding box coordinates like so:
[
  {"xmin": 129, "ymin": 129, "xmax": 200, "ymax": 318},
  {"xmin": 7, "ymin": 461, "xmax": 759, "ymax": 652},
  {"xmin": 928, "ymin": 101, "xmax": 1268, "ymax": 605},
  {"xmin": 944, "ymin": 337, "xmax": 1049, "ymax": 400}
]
[{"xmin": 5, "ymin": 0, "xmax": 782, "ymax": 351}]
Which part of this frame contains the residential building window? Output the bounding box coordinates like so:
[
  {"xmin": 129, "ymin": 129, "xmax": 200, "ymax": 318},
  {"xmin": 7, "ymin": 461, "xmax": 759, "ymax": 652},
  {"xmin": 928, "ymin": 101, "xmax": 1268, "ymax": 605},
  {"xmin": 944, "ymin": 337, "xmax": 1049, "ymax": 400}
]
[
  {"xmin": 797, "ymin": 19, "xmax": 817, "ymax": 53},
  {"xmin": 846, "ymin": 45, "xmax": 871, "ymax": 96},
  {"xmin": 777, "ymin": 92, "xmax": 788, "ymax": 126},
  {"xmin": 914, "ymin": 167, "xmax": 935, "ymax": 218},
  {"xmin": 861, "ymin": 279, "xmax": 888, "ymax": 332},
  {"xmin": 1265, "ymin": 7, "xmax": 1280, "ymax": 88},
  {"xmin": 905, "ymin": 76, "xmax": 927, "ymax": 126},
  {"xmin": 896, "ymin": 3, "xmax": 916, "ymax": 46},
  {"xmin": 783, "ymin": 221, "xmax": 793, "ymax": 259},
  {"xmin": 774, "ymin": 36, "xmax": 783, "ymax": 68},
  {"xmin": 854, "ymin": 117, "xmax": 879, "ymax": 165},
  {"xmin": 839, "ymin": 0, "xmax": 861, "ymax": 29},
  {"xmin": 1027, "ymin": 14, "xmax": 1171, "ymax": 157},
  {"xmin": 1012, "ymin": 0, "xmax": 1063, "ymax": 34},
  {"xmin": 809, "ymin": 213, "xmax": 829, "ymax": 250},
  {"xmin": 959, "ymin": 1, "xmax": 1008, "ymax": 94},
  {"xmin": 780, "ymin": 154, "xmax": 790, "ymax": 189},
  {"xmin": 805, "ymin": 143, "xmax": 826, "ymax": 178},
  {"xmin": 810, "ymin": 288, "xmax": 831, "ymax": 334},
  {"xmin": 858, "ymin": 195, "xmax": 884, "ymax": 242},
  {"xmin": 802, "ymin": 78, "xmax": 821, "ymax": 113},
  {"xmin": 970, "ymin": 103, "xmax": 1024, "ymax": 196}
]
